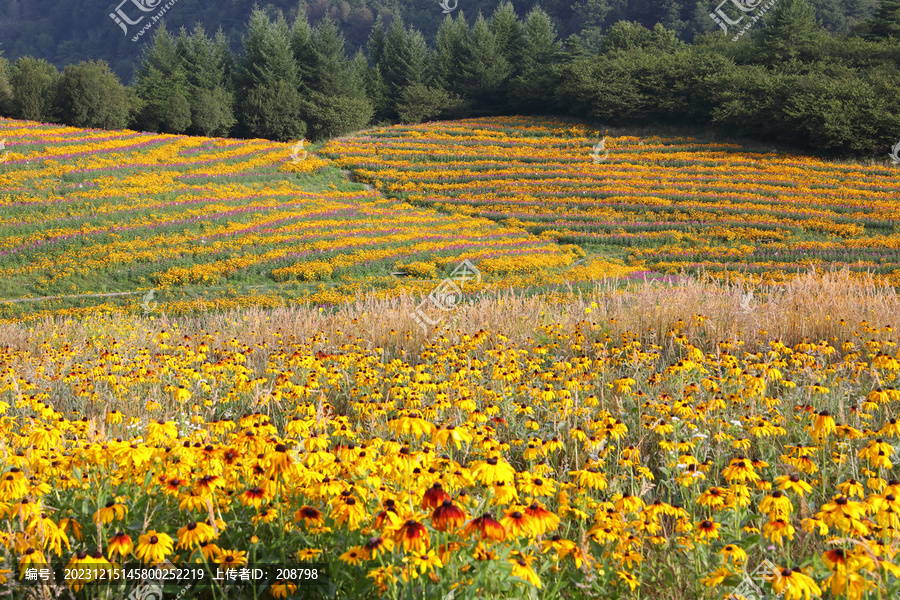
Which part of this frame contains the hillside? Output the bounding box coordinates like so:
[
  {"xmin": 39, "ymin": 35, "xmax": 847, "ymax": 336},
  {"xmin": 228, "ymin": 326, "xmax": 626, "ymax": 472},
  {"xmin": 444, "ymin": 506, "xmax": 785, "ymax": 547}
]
[
  {"xmin": 0, "ymin": 116, "xmax": 633, "ymax": 321},
  {"xmin": 1, "ymin": 115, "xmax": 900, "ymax": 600}
]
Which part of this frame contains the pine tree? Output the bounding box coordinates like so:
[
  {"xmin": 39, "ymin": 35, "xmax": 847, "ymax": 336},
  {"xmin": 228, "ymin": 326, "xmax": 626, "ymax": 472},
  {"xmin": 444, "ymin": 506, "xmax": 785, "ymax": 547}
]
[
  {"xmin": 291, "ymin": 11, "xmax": 317, "ymax": 92},
  {"xmin": 238, "ymin": 7, "xmax": 304, "ymax": 140},
  {"xmin": 461, "ymin": 14, "xmax": 511, "ymax": 108},
  {"xmin": 489, "ymin": 2, "xmax": 525, "ymax": 76},
  {"xmin": 367, "ymin": 15, "xmax": 387, "ymax": 67},
  {"xmin": 871, "ymin": 0, "xmax": 900, "ymax": 37},
  {"xmin": 242, "ymin": 80, "xmax": 305, "ymax": 141},
  {"xmin": 432, "ymin": 13, "xmax": 470, "ymax": 91},
  {"xmin": 133, "ymin": 25, "xmax": 190, "ymax": 132},
  {"xmin": 309, "ymin": 16, "xmax": 352, "ymax": 97},
  {"xmin": 380, "ymin": 19, "xmax": 428, "ymax": 115},
  {"xmin": 239, "ymin": 8, "xmax": 298, "ymax": 91},
  {"xmin": 758, "ymin": 0, "xmax": 824, "ymax": 61},
  {"xmin": 299, "ymin": 17, "xmax": 372, "ymax": 139},
  {"xmin": 521, "ymin": 7, "xmax": 560, "ymax": 69},
  {"xmin": 364, "ymin": 62, "xmax": 391, "ymax": 122},
  {"xmin": 509, "ymin": 8, "xmax": 562, "ymax": 113}
]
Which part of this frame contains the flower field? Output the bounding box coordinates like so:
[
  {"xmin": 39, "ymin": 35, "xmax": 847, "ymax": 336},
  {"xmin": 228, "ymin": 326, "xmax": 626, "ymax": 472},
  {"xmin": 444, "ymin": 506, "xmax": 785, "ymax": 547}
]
[
  {"xmin": 323, "ymin": 116, "xmax": 900, "ymax": 286},
  {"xmin": 0, "ymin": 118, "xmax": 627, "ymax": 322},
  {"xmin": 2, "ymin": 114, "xmax": 900, "ymax": 600},
  {"xmin": 0, "ymin": 274, "xmax": 899, "ymax": 599}
]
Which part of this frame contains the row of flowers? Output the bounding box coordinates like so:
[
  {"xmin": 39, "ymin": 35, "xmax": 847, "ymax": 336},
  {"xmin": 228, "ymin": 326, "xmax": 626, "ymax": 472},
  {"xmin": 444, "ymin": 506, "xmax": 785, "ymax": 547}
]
[{"xmin": 321, "ymin": 116, "xmax": 900, "ymax": 284}]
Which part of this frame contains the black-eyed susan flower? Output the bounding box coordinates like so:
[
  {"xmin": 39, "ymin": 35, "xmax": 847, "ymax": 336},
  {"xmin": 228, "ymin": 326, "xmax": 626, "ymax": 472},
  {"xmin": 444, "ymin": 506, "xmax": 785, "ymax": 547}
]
[
  {"xmin": 198, "ymin": 541, "xmax": 221, "ymax": 561},
  {"xmin": 64, "ymin": 550, "xmax": 97, "ymax": 592},
  {"xmin": 518, "ymin": 473, "xmax": 556, "ymax": 497},
  {"xmin": 364, "ymin": 536, "xmax": 394, "ymax": 559},
  {"xmin": 147, "ymin": 420, "xmax": 178, "ymax": 443},
  {"xmin": 568, "ymin": 467, "xmax": 607, "ymax": 490},
  {"xmin": 403, "ymin": 549, "xmax": 443, "ymax": 575},
  {"xmin": 762, "ymin": 518, "xmax": 795, "ymax": 547},
  {"xmin": 500, "ymin": 507, "xmax": 534, "ymax": 538},
  {"xmin": 252, "ymin": 507, "xmax": 278, "ymax": 526},
  {"xmin": 722, "ymin": 458, "xmax": 760, "ymax": 483},
  {"xmin": 421, "ymin": 483, "xmax": 450, "ymax": 510},
  {"xmin": 811, "ymin": 411, "xmax": 836, "ymax": 437},
  {"xmin": 464, "ymin": 513, "xmax": 505, "ymax": 542},
  {"xmin": 771, "ymin": 566, "xmax": 822, "ymax": 600},
  {"xmin": 108, "ymin": 531, "xmax": 133, "ymax": 559},
  {"xmin": 393, "ymin": 519, "xmax": 429, "ymax": 553},
  {"xmin": 331, "ymin": 496, "xmax": 367, "ymax": 531},
  {"xmin": 695, "ymin": 519, "xmax": 720, "ymax": 541},
  {"xmin": 775, "ymin": 474, "xmax": 812, "ymax": 496},
  {"xmin": 817, "ymin": 495, "xmax": 867, "ymax": 530},
  {"xmin": 239, "ymin": 486, "xmax": 269, "ymax": 509},
  {"xmin": 339, "ymin": 546, "xmax": 367, "ymax": 566},
  {"xmin": 0, "ymin": 469, "xmax": 28, "ymax": 501},
  {"xmin": 759, "ymin": 490, "xmax": 793, "ymax": 519},
  {"xmin": 432, "ymin": 425, "xmax": 473, "ymax": 450},
  {"xmin": 94, "ymin": 500, "xmax": 127, "ymax": 525},
  {"xmin": 27, "ymin": 514, "xmax": 69, "ymax": 556},
  {"xmin": 293, "ymin": 506, "xmax": 325, "ymax": 528},
  {"xmin": 471, "ymin": 457, "xmax": 516, "ymax": 485},
  {"xmin": 524, "ymin": 501, "xmax": 560, "ymax": 535},
  {"xmin": 838, "ymin": 478, "xmax": 865, "ymax": 498},
  {"xmin": 176, "ymin": 521, "xmax": 216, "ymax": 549},
  {"xmin": 617, "ymin": 570, "xmax": 639, "ymax": 592},
  {"xmin": 271, "ymin": 581, "xmax": 298, "ymax": 598},
  {"xmin": 134, "ymin": 531, "xmax": 173, "ymax": 564},
  {"xmin": 431, "ymin": 499, "xmax": 466, "ymax": 532},
  {"xmin": 215, "ymin": 549, "xmax": 247, "ymax": 568},
  {"xmin": 58, "ymin": 518, "xmax": 83, "ymax": 542},
  {"xmin": 509, "ymin": 553, "xmax": 541, "ymax": 588},
  {"xmin": 719, "ymin": 544, "xmax": 747, "ymax": 565}
]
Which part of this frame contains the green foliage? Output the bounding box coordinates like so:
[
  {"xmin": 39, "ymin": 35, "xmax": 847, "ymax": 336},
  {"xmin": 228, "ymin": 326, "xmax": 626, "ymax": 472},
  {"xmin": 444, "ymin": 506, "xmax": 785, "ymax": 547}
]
[
  {"xmin": 758, "ymin": 0, "xmax": 826, "ymax": 61},
  {"xmin": 396, "ymin": 83, "xmax": 465, "ymax": 124},
  {"xmin": 162, "ymin": 90, "xmax": 192, "ymax": 134},
  {"xmin": 133, "ymin": 26, "xmax": 190, "ymax": 133},
  {"xmin": 489, "ymin": 2, "xmax": 526, "ymax": 73},
  {"xmin": 242, "ymin": 80, "xmax": 306, "ymax": 141},
  {"xmin": 600, "ymin": 21, "xmax": 683, "ymax": 53},
  {"xmin": 463, "ymin": 15, "xmax": 512, "ymax": 110},
  {"xmin": 239, "ymin": 7, "xmax": 298, "ymax": 91},
  {"xmin": 520, "ymin": 7, "xmax": 561, "ymax": 68},
  {"xmin": 378, "ymin": 19, "xmax": 428, "ymax": 118},
  {"xmin": 191, "ymin": 86, "xmax": 236, "ymax": 137},
  {"xmin": 54, "ymin": 60, "xmax": 131, "ymax": 129},
  {"xmin": 432, "ymin": 13, "xmax": 470, "ymax": 91},
  {"xmin": 300, "ymin": 90, "xmax": 373, "ymax": 140},
  {"xmin": 870, "ymin": 0, "xmax": 900, "ymax": 37},
  {"xmin": 8, "ymin": 56, "xmax": 58, "ymax": 122},
  {"xmin": 0, "ymin": 56, "xmax": 12, "ymax": 115}
]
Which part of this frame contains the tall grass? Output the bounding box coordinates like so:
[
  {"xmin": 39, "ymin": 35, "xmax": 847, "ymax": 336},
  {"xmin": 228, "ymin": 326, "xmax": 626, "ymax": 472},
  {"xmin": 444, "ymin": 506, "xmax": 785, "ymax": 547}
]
[{"xmin": 1, "ymin": 268, "xmax": 896, "ymax": 361}]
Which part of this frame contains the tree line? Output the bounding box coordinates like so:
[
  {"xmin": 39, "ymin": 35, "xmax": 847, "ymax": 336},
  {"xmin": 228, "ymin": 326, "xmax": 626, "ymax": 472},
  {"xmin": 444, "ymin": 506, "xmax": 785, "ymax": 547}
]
[{"xmin": 0, "ymin": 0, "xmax": 898, "ymax": 155}]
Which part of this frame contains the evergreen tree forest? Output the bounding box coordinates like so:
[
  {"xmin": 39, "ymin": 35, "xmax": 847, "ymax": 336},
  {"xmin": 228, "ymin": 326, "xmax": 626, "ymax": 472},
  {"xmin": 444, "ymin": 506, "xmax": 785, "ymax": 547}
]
[{"xmin": 0, "ymin": 0, "xmax": 898, "ymax": 155}]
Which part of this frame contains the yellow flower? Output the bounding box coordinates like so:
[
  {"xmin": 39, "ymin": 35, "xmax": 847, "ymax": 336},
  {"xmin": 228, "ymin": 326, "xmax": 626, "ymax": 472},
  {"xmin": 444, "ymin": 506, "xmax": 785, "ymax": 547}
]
[
  {"xmin": 772, "ymin": 566, "xmax": 822, "ymax": 600},
  {"xmin": 177, "ymin": 521, "xmax": 216, "ymax": 549},
  {"xmin": 134, "ymin": 531, "xmax": 174, "ymax": 564},
  {"xmin": 94, "ymin": 501, "xmax": 127, "ymax": 525}
]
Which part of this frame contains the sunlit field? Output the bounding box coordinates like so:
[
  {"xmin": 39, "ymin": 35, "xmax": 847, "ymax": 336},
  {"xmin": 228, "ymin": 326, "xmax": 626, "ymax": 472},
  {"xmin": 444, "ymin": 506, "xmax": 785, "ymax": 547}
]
[
  {"xmin": 0, "ymin": 117, "xmax": 633, "ymax": 322},
  {"xmin": 1, "ymin": 116, "xmax": 899, "ymax": 599},
  {"xmin": 324, "ymin": 116, "xmax": 900, "ymax": 286}
]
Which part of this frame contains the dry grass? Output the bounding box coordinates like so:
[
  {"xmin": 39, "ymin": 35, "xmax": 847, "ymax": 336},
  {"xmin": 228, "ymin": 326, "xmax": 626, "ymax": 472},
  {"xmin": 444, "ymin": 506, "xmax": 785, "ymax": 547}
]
[{"xmin": 1, "ymin": 268, "xmax": 896, "ymax": 360}]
